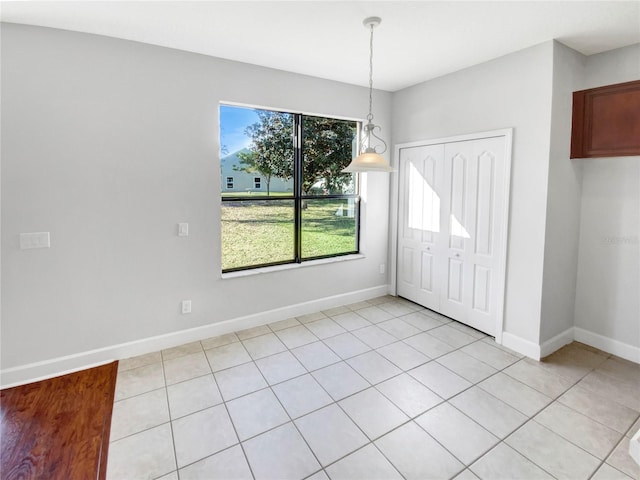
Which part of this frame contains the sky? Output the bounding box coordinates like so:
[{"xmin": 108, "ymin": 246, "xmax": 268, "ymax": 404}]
[{"xmin": 219, "ymin": 104, "xmax": 260, "ymax": 156}]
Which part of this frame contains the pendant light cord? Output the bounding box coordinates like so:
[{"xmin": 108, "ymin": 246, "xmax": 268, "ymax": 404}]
[{"xmin": 367, "ymin": 23, "xmax": 374, "ymax": 122}]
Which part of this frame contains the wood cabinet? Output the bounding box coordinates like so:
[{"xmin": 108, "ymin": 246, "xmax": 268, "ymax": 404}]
[{"xmin": 571, "ymin": 80, "xmax": 640, "ymax": 158}]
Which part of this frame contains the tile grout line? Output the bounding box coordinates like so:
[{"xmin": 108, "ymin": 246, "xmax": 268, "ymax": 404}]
[
  {"xmin": 119, "ymin": 337, "xmax": 631, "ymax": 479},
  {"xmin": 279, "ymin": 301, "xmax": 415, "ymax": 477},
  {"xmin": 404, "ymin": 342, "xmax": 533, "ymax": 475},
  {"xmin": 502, "ymin": 417, "xmax": 595, "ymax": 480},
  {"xmin": 110, "ymin": 296, "xmax": 639, "ymax": 480},
  {"xmin": 161, "ymin": 357, "xmax": 181, "ymax": 480},
  {"xmin": 271, "ymin": 315, "xmax": 386, "ymax": 475},
  {"xmin": 354, "ymin": 304, "xmax": 633, "ymax": 478},
  {"xmin": 493, "ymin": 353, "xmax": 629, "ymax": 480},
  {"xmin": 113, "ymin": 300, "xmax": 502, "ymax": 472},
  {"xmin": 227, "ymin": 317, "xmax": 342, "ymax": 477},
  {"xmin": 250, "ymin": 351, "xmax": 327, "ymax": 479},
  {"xmin": 274, "ymin": 300, "xmax": 482, "ymax": 477},
  {"xmin": 204, "ymin": 340, "xmax": 258, "ymax": 480},
  {"xmin": 443, "ymin": 349, "xmax": 599, "ymax": 478},
  {"xmin": 285, "ymin": 346, "xmax": 408, "ymax": 479}
]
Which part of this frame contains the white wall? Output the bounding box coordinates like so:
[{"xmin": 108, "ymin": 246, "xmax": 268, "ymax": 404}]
[
  {"xmin": 392, "ymin": 42, "xmax": 554, "ymax": 349},
  {"xmin": 573, "ymin": 44, "xmax": 640, "ymax": 359},
  {"xmin": 584, "ymin": 43, "xmax": 640, "ymax": 90},
  {"xmin": 0, "ymin": 24, "xmax": 392, "ymax": 381},
  {"xmin": 539, "ymin": 42, "xmax": 586, "ymax": 346},
  {"xmin": 574, "ymin": 158, "xmax": 639, "ymax": 353}
]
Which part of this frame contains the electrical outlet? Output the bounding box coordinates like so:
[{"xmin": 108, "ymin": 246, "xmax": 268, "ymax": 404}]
[
  {"xmin": 20, "ymin": 232, "xmax": 51, "ymax": 249},
  {"xmin": 379, "ymin": 264, "xmax": 386, "ymax": 274},
  {"xmin": 181, "ymin": 300, "xmax": 192, "ymax": 314}
]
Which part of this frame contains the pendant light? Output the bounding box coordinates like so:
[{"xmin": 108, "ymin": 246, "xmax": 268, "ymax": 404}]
[{"xmin": 343, "ymin": 16, "xmax": 393, "ymax": 173}]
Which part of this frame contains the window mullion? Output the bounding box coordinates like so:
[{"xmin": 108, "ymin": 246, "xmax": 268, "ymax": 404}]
[{"xmin": 294, "ymin": 114, "xmax": 303, "ymax": 263}]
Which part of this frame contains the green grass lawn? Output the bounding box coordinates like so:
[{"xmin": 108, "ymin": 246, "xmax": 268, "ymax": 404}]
[{"xmin": 221, "ymin": 199, "xmax": 357, "ymax": 270}]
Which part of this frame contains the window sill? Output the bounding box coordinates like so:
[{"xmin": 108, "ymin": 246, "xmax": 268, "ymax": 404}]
[{"xmin": 221, "ymin": 254, "xmax": 366, "ymax": 279}]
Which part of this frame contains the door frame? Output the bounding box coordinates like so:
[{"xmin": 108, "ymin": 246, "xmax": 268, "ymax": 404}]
[{"xmin": 389, "ymin": 128, "xmax": 513, "ymax": 343}]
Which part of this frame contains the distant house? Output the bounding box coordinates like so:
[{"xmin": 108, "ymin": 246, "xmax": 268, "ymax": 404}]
[{"xmin": 220, "ymin": 149, "xmax": 293, "ymax": 195}]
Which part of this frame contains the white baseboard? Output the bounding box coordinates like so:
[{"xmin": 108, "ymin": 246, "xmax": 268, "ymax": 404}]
[
  {"xmin": 540, "ymin": 327, "xmax": 575, "ymax": 358},
  {"xmin": 500, "ymin": 327, "xmax": 640, "ymax": 364},
  {"xmin": 500, "ymin": 332, "xmax": 541, "ymax": 360},
  {"xmin": 0, "ymin": 285, "xmax": 389, "ymax": 388},
  {"xmin": 574, "ymin": 327, "xmax": 640, "ymax": 363}
]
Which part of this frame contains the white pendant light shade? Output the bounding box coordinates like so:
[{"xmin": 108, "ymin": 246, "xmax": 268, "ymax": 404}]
[{"xmin": 343, "ymin": 150, "xmax": 393, "ymax": 172}]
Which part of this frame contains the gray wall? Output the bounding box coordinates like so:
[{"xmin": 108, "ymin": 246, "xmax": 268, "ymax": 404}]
[
  {"xmin": 584, "ymin": 43, "xmax": 640, "ymax": 89},
  {"xmin": 392, "ymin": 42, "xmax": 555, "ymax": 345},
  {"xmin": 1, "ymin": 24, "xmax": 392, "ymax": 370},
  {"xmin": 539, "ymin": 42, "xmax": 586, "ymax": 344},
  {"xmin": 573, "ymin": 44, "xmax": 640, "ymax": 350}
]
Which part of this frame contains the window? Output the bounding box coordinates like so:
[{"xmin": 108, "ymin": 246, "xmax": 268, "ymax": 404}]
[
  {"xmin": 226, "ymin": 177, "xmax": 234, "ymax": 189},
  {"xmin": 220, "ymin": 104, "xmax": 359, "ymax": 272}
]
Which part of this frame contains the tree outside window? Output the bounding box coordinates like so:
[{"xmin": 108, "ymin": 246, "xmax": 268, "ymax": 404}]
[{"xmin": 220, "ymin": 104, "xmax": 360, "ymax": 272}]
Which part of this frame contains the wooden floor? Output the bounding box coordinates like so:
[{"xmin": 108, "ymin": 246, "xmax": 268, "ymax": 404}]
[{"xmin": 0, "ymin": 362, "xmax": 118, "ymax": 480}]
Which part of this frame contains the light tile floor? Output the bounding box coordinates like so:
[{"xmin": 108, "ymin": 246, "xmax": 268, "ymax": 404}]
[{"xmin": 107, "ymin": 296, "xmax": 640, "ymax": 480}]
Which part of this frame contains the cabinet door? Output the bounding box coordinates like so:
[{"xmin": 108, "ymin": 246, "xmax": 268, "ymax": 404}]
[
  {"xmin": 571, "ymin": 80, "xmax": 640, "ymax": 158},
  {"xmin": 396, "ymin": 145, "xmax": 445, "ymax": 311}
]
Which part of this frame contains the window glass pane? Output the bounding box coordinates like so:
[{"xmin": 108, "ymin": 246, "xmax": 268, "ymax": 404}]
[
  {"xmin": 220, "ymin": 104, "xmax": 360, "ymax": 272},
  {"xmin": 301, "ymin": 198, "xmax": 358, "ymax": 259},
  {"xmin": 302, "ymin": 116, "xmax": 357, "ymax": 196},
  {"xmin": 220, "ymin": 105, "xmax": 294, "ymax": 197},
  {"xmin": 221, "ymin": 200, "xmax": 295, "ymax": 270}
]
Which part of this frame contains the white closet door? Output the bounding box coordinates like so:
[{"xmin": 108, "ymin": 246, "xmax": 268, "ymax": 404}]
[
  {"xmin": 465, "ymin": 136, "xmax": 506, "ymax": 334},
  {"xmin": 396, "ymin": 144, "xmax": 445, "ymax": 311},
  {"xmin": 439, "ymin": 140, "xmax": 473, "ymax": 322},
  {"xmin": 397, "ymin": 135, "xmax": 508, "ymax": 336}
]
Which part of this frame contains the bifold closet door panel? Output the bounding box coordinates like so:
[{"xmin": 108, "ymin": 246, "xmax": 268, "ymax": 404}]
[
  {"xmin": 440, "ymin": 140, "xmax": 474, "ymax": 324},
  {"xmin": 440, "ymin": 137, "xmax": 506, "ymax": 335},
  {"xmin": 396, "ymin": 144, "xmax": 445, "ymax": 312},
  {"xmin": 465, "ymin": 136, "xmax": 507, "ymax": 335}
]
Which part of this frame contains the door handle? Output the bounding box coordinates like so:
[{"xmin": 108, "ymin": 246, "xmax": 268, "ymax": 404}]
[{"xmin": 455, "ymin": 253, "xmax": 460, "ymax": 257}]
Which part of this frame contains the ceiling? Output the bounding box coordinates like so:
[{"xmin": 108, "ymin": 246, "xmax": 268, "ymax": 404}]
[{"xmin": 1, "ymin": 1, "xmax": 639, "ymax": 92}]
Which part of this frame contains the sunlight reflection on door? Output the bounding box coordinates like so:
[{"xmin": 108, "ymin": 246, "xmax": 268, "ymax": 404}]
[
  {"xmin": 408, "ymin": 160, "xmax": 440, "ymax": 233},
  {"xmin": 450, "ymin": 214, "xmax": 470, "ymax": 239}
]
